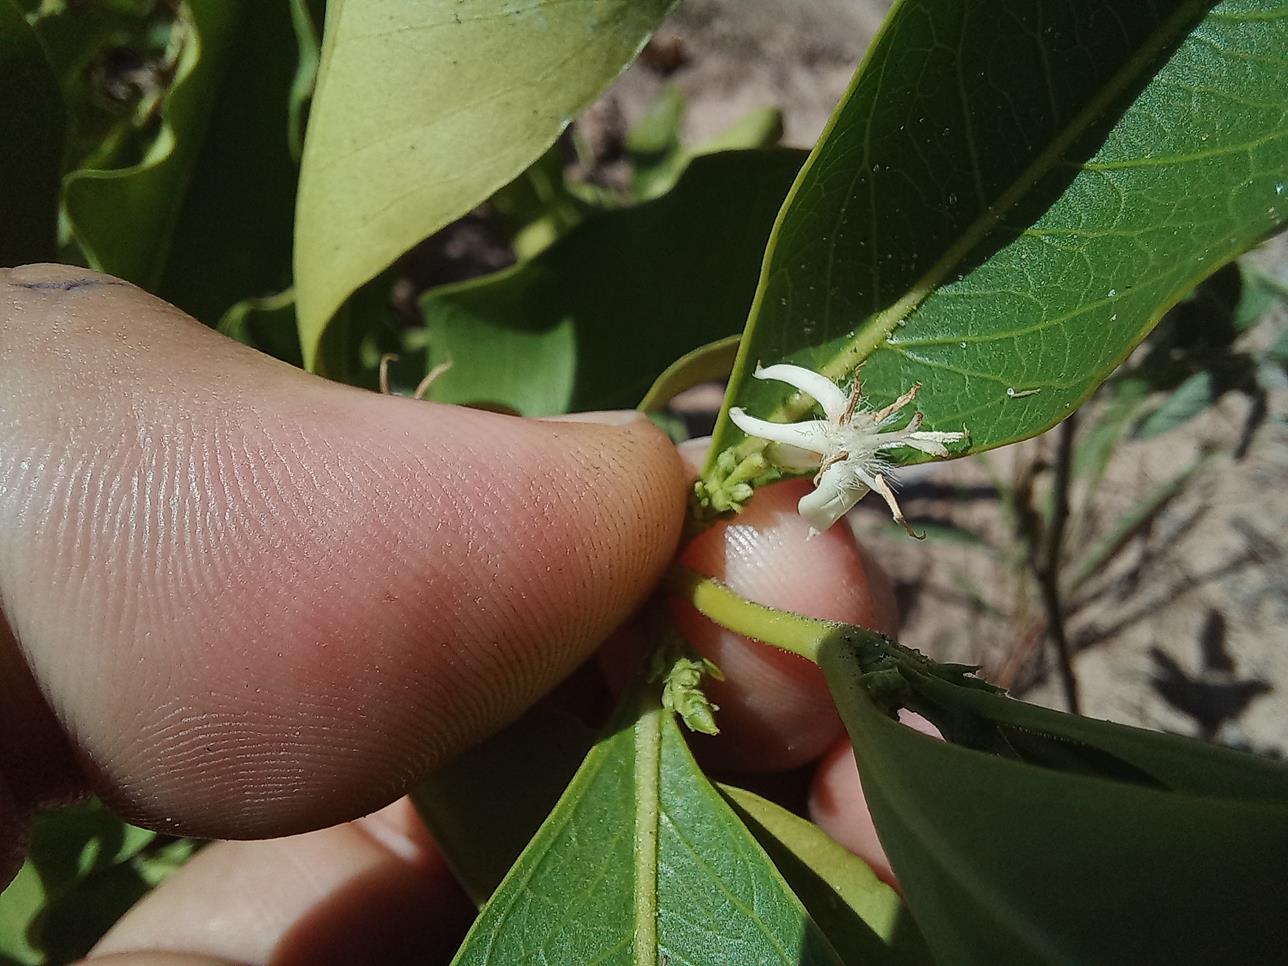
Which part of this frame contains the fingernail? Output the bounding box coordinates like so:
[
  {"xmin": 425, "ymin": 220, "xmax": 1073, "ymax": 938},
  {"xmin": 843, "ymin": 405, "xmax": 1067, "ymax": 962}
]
[{"xmin": 542, "ymin": 409, "xmax": 646, "ymax": 427}]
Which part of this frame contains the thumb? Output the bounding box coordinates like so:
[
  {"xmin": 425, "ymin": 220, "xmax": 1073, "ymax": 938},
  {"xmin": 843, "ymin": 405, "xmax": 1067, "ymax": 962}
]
[{"xmin": 0, "ymin": 265, "xmax": 685, "ymax": 853}]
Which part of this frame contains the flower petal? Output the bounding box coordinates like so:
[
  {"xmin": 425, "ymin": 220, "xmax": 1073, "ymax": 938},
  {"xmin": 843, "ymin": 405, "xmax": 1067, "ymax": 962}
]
[
  {"xmin": 766, "ymin": 442, "xmax": 822, "ymax": 472},
  {"xmin": 754, "ymin": 363, "xmax": 849, "ymax": 422},
  {"xmin": 894, "ymin": 430, "xmax": 967, "ymax": 458},
  {"xmin": 729, "ymin": 408, "xmax": 830, "ymax": 454},
  {"xmin": 796, "ymin": 461, "xmax": 865, "ymax": 534}
]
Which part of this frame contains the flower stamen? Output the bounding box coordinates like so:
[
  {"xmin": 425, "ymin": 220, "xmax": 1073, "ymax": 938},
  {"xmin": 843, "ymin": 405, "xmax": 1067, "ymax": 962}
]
[{"xmin": 728, "ymin": 362, "xmax": 969, "ymax": 536}]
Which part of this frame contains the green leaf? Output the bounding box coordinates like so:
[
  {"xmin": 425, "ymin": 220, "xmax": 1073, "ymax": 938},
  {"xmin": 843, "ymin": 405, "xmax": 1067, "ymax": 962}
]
[
  {"xmin": 0, "ymin": 800, "xmax": 193, "ymax": 965},
  {"xmin": 0, "ymin": 0, "xmax": 65, "ymax": 265},
  {"xmin": 627, "ymin": 85, "xmax": 687, "ymax": 201},
  {"xmin": 419, "ymin": 150, "xmax": 805, "ymax": 416},
  {"xmin": 721, "ymin": 786, "xmax": 933, "ymax": 966},
  {"xmin": 33, "ymin": 864, "xmax": 152, "ymax": 964},
  {"xmin": 314, "ymin": 267, "xmax": 404, "ymax": 389},
  {"xmin": 453, "ymin": 692, "xmax": 840, "ymax": 964},
  {"xmin": 154, "ymin": 0, "xmax": 321, "ymax": 324},
  {"xmin": 27, "ymin": 0, "xmax": 178, "ymax": 178},
  {"xmin": 708, "ymin": 0, "xmax": 1288, "ymax": 478},
  {"xmin": 287, "ymin": 0, "xmax": 325, "ymax": 162},
  {"xmin": 411, "ymin": 704, "xmax": 595, "ymax": 905},
  {"xmin": 63, "ymin": 0, "xmax": 319, "ymax": 324},
  {"xmin": 1133, "ymin": 369, "xmax": 1216, "ymax": 438},
  {"xmin": 0, "ymin": 862, "xmax": 42, "ymax": 965},
  {"xmin": 698, "ymin": 106, "xmax": 784, "ymax": 158},
  {"xmin": 1233, "ymin": 267, "xmax": 1279, "ymax": 330},
  {"xmin": 639, "ymin": 335, "xmax": 742, "ymax": 413},
  {"xmin": 628, "ymin": 93, "xmax": 786, "ymax": 203},
  {"xmin": 293, "ymin": 0, "xmax": 679, "ymax": 373},
  {"xmin": 63, "ymin": 0, "xmax": 241, "ymax": 287},
  {"xmin": 489, "ymin": 144, "xmax": 588, "ymax": 260},
  {"xmin": 819, "ymin": 634, "xmax": 1288, "ymax": 966},
  {"xmin": 217, "ymin": 287, "xmax": 304, "ymax": 368}
]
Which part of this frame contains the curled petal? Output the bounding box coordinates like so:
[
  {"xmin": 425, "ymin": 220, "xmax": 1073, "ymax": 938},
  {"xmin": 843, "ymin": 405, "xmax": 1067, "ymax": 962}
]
[
  {"xmin": 754, "ymin": 363, "xmax": 849, "ymax": 422},
  {"xmin": 766, "ymin": 442, "xmax": 822, "ymax": 472},
  {"xmin": 896, "ymin": 435, "xmax": 947, "ymax": 457},
  {"xmin": 796, "ymin": 461, "xmax": 866, "ymax": 535},
  {"xmin": 729, "ymin": 408, "xmax": 830, "ymax": 454},
  {"xmin": 896, "ymin": 430, "xmax": 968, "ymax": 458}
]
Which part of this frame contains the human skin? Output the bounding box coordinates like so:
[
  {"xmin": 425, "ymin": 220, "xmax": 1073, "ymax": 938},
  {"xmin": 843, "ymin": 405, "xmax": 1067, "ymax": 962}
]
[{"xmin": 0, "ymin": 265, "xmax": 896, "ymax": 964}]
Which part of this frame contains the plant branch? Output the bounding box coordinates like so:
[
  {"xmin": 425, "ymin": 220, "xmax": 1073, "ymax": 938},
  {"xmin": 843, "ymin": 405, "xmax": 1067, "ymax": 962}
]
[
  {"xmin": 664, "ymin": 567, "xmax": 1006, "ymax": 737},
  {"xmin": 665, "ymin": 566, "xmax": 838, "ymax": 664},
  {"xmin": 1036, "ymin": 414, "xmax": 1080, "ymax": 713}
]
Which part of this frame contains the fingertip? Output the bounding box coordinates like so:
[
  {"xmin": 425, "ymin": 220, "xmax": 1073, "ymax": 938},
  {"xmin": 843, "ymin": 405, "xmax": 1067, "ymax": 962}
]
[
  {"xmin": 540, "ymin": 409, "xmax": 649, "ymax": 427},
  {"xmin": 676, "ymin": 437, "xmax": 711, "ymax": 479},
  {"xmin": 83, "ymin": 953, "xmax": 244, "ymax": 965},
  {"xmin": 90, "ymin": 800, "xmax": 472, "ymax": 966},
  {"xmin": 671, "ymin": 479, "xmax": 897, "ymax": 772},
  {"xmin": 0, "ymin": 270, "xmax": 689, "ymax": 840}
]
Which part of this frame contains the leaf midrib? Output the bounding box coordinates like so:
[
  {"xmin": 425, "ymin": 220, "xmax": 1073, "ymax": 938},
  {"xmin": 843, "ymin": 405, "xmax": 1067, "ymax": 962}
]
[{"xmin": 633, "ymin": 697, "xmax": 661, "ymax": 964}]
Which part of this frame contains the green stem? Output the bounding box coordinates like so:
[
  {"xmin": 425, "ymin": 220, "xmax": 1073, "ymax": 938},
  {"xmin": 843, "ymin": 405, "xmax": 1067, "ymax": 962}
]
[
  {"xmin": 665, "ymin": 567, "xmax": 1004, "ymax": 732},
  {"xmin": 665, "ymin": 566, "xmax": 884, "ymax": 665}
]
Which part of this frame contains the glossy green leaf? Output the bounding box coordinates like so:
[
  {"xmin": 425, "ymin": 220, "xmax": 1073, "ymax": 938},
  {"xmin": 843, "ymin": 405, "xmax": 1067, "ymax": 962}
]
[
  {"xmin": 63, "ymin": 0, "xmax": 320, "ymax": 324},
  {"xmin": 411, "ymin": 704, "xmax": 594, "ymax": 905},
  {"xmin": 419, "ymin": 150, "xmax": 805, "ymax": 416},
  {"xmin": 0, "ymin": 0, "xmax": 64, "ymax": 265},
  {"xmin": 294, "ymin": 0, "xmax": 678, "ymax": 373},
  {"xmin": 453, "ymin": 693, "xmax": 840, "ymax": 964},
  {"xmin": 721, "ymin": 785, "xmax": 932, "ymax": 966},
  {"xmin": 708, "ymin": 0, "xmax": 1288, "ymax": 478},
  {"xmin": 819, "ymin": 633, "xmax": 1288, "ymax": 966}
]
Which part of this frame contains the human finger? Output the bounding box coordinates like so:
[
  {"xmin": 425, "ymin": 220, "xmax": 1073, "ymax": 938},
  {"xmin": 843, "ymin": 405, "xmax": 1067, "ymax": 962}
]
[
  {"xmin": 0, "ymin": 265, "xmax": 686, "ymax": 874},
  {"xmin": 87, "ymin": 798, "xmax": 472, "ymax": 965},
  {"xmin": 669, "ymin": 478, "xmax": 899, "ymax": 772}
]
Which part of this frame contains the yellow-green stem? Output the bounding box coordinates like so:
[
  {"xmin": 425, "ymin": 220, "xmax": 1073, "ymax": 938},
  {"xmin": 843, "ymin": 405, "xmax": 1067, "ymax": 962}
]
[{"xmin": 665, "ymin": 566, "xmax": 884, "ymax": 665}]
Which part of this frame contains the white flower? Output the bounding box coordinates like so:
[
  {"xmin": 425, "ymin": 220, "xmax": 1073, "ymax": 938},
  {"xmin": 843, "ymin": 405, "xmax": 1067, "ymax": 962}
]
[{"xmin": 729, "ymin": 363, "xmax": 967, "ymax": 537}]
